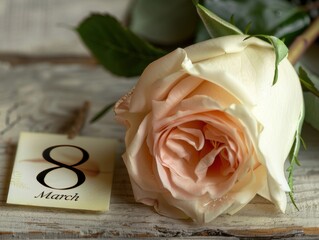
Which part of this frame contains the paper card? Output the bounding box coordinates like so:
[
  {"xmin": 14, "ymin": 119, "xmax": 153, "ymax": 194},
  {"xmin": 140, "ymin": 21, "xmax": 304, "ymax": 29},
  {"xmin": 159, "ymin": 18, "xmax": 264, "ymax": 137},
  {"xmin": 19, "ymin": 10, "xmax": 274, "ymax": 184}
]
[{"xmin": 7, "ymin": 132, "xmax": 117, "ymax": 211}]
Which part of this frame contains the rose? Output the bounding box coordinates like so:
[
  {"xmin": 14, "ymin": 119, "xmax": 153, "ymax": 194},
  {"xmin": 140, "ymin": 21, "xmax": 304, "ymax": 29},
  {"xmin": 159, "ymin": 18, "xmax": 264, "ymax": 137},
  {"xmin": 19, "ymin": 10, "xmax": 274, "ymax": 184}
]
[{"xmin": 115, "ymin": 35, "xmax": 304, "ymax": 223}]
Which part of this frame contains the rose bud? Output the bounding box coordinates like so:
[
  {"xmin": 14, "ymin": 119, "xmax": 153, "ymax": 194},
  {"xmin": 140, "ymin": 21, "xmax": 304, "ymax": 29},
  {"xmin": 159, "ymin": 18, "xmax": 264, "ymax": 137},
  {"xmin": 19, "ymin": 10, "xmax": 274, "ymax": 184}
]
[{"xmin": 115, "ymin": 35, "xmax": 304, "ymax": 223}]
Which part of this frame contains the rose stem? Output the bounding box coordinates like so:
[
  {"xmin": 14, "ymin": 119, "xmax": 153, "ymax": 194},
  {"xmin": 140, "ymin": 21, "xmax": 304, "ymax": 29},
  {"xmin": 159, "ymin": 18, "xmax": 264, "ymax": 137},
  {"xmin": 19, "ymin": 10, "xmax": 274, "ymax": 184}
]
[
  {"xmin": 288, "ymin": 16, "xmax": 319, "ymax": 65},
  {"xmin": 67, "ymin": 100, "xmax": 91, "ymax": 139}
]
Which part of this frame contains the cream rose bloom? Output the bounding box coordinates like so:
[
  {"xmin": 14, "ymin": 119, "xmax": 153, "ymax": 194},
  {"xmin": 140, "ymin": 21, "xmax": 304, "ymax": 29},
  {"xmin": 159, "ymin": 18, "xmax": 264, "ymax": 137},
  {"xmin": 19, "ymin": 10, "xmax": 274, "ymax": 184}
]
[{"xmin": 115, "ymin": 35, "xmax": 304, "ymax": 223}]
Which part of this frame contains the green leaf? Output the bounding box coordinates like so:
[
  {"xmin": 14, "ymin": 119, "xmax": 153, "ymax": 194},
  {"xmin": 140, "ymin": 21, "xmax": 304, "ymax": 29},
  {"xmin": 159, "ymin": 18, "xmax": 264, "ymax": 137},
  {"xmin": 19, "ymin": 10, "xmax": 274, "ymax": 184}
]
[
  {"xmin": 129, "ymin": 0, "xmax": 198, "ymax": 46},
  {"xmin": 76, "ymin": 14, "xmax": 166, "ymax": 77},
  {"xmin": 245, "ymin": 35, "xmax": 288, "ymax": 85},
  {"xmin": 299, "ymin": 67, "xmax": 319, "ymax": 98},
  {"xmin": 196, "ymin": 0, "xmax": 310, "ymax": 45},
  {"xmin": 229, "ymin": 14, "xmax": 235, "ymax": 26},
  {"xmin": 287, "ymin": 159, "xmax": 299, "ymax": 211},
  {"xmin": 90, "ymin": 102, "xmax": 115, "ymax": 124},
  {"xmin": 287, "ymin": 106, "xmax": 305, "ymax": 211},
  {"xmin": 302, "ymin": 66, "xmax": 319, "ymax": 132},
  {"xmin": 244, "ymin": 22, "xmax": 252, "ymax": 35},
  {"xmin": 194, "ymin": 1, "xmax": 243, "ymax": 38}
]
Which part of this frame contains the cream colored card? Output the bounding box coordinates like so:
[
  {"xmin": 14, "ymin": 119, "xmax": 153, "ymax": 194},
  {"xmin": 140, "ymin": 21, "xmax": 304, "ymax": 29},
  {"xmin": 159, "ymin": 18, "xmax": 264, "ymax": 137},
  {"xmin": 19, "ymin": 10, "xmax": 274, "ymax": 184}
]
[{"xmin": 7, "ymin": 132, "xmax": 117, "ymax": 211}]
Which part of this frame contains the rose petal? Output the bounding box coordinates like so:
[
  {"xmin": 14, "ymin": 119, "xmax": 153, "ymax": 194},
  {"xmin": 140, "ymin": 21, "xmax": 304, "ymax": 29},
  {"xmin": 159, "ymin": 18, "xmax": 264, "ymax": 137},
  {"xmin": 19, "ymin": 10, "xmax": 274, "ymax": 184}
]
[
  {"xmin": 123, "ymin": 114, "xmax": 161, "ymax": 193},
  {"xmin": 266, "ymin": 175, "xmax": 287, "ymax": 212},
  {"xmin": 188, "ymin": 80, "xmax": 240, "ymax": 108},
  {"xmin": 150, "ymin": 163, "xmax": 265, "ymax": 223},
  {"xmin": 129, "ymin": 48, "xmax": 188, "ymax": 112},
  {"xmin": 183, "ymin": 35, "xmax": 274, "ymax": 107},
  {"xmin": 226, "ymin": 165, "xmax": 267, "ymax": 215},
  {"xmin": 174, "ymin": 123, "xmax": 206, "ymax": 151},
  {"xmin": 152, "ymin": 75, "xmax": 203, "ymax": 119},
  {"xmin": 252, "ymin": 61, "xmax": 304, "ymax": 194}
]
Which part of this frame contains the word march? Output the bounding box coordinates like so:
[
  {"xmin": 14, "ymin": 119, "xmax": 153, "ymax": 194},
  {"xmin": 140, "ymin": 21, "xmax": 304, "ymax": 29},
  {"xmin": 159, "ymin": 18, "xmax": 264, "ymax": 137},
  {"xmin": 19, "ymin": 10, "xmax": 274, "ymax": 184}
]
[{"xmin": 34, "ymin": 191, "xmax": 79, "ymax": 201}]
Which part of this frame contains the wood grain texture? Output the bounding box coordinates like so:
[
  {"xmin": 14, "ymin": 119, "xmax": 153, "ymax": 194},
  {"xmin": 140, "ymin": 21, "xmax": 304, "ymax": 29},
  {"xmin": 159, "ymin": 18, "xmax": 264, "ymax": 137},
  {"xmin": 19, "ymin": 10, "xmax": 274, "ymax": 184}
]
[
  {"xmin": 0, "ymin": 63, "xmax": 318, "ymax": 239},
  {"xmin": 0, "ymin": 54, "xmax": 97, "ymax": 66}
]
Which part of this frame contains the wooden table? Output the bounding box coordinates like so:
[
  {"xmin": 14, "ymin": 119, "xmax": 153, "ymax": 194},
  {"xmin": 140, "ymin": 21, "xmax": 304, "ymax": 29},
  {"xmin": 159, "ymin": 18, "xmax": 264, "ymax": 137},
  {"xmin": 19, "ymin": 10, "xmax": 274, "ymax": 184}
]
[{"xmin": 0, "ymin": 62, "xmax": 318, "ymax": 239}]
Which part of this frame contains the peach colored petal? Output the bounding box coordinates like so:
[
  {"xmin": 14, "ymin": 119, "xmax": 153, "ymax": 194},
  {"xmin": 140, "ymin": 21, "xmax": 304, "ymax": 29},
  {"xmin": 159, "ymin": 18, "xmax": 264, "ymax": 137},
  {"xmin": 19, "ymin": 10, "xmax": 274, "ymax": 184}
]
[
  {"xmin": 173, "ymin": 124, "xmax": 205, "ymax": 151},
  {"xmin": 123, "ymin": 114, "xmax": 160, "ymax": 193},
  {"xmin": 151, "ymin": 104, "xmax": 254, "ymax": 201},
  {"xmin": 129, "ymin": 48, "xmax": 188, "ymax": 112},
  {"xmin": 188, "ymin": 80, "xmax": 241, "ymax": 108},
  {"xmin": 226, "ymin": 164, "xmax": 266, "ymax": 215},
  {"xmin": 152, "ymin": 75, "xmax": 203, "ymax": 119}
]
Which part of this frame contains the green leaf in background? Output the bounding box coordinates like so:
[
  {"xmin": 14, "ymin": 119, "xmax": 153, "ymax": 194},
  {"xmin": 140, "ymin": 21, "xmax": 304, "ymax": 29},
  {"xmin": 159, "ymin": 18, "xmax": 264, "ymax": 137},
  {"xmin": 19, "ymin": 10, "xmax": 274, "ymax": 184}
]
[
  {"xmin": 129, "ymin": 0, "xmax": 198, "ymax": 46},
  {"xmin": 245, "ymin": 35, "xmax": 288, "ymax": 85},
  {"xmin": 196, "ymin": 0, "xmax": 310, "ymax": 45},
  {"xmin": 299, "ymin": 66, "xmax": 319, "ymax": 98},
  {"xmin": 76, "ymin": 14, "xmax": 166, "ymax": 77},
  {"xmin": 194, "ymin": 0, "xmax": 243, "ymax": 38},
  {"xmin": 302, "ymin": 66, "xmax": 319, "ymax": 132}
]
